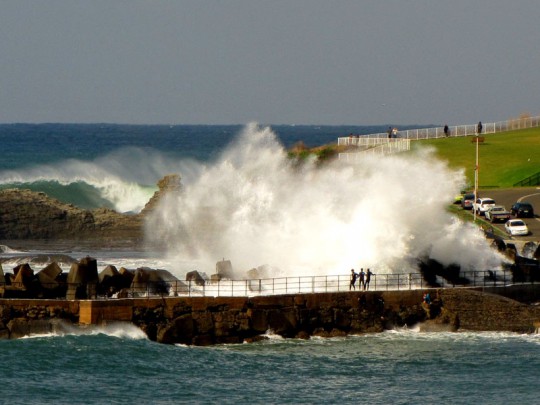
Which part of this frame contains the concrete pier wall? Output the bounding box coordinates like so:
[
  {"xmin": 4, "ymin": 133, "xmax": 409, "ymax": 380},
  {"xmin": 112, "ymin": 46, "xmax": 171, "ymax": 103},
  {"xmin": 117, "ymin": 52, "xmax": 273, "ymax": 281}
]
[{"xmin": 1, "ymin": 284, "xmax": 540, "ymax": 344}]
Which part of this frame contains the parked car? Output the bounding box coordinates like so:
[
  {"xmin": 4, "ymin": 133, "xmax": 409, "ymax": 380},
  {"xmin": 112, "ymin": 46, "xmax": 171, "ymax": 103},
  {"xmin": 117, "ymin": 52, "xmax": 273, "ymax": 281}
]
[
  {"xmin": 485, "ymin": 206, "xmax": 511, "ymax": 223},
  {"xmin": 504, "ymin": 219, "xmax": 529, "ymax": 236},
  {"xmin": 461, "ymin": 193, "xmax": 475, "ymax": 210},
  {"xmin": 510, "ymin": 202, "xmax": 535, "ymax": 218},
  {"xmin": 473, "ymin": 198, "xmax": 496, "ymax": 216},
  {"xmin": 453, "ymin": 190, "xmax": 470, "ymax": 204}
]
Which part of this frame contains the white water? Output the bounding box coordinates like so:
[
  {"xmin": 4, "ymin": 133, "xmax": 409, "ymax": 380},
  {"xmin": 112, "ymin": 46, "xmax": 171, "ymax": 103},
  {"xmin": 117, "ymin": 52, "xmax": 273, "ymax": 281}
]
[{"xmin": 145, "ymin": 123, "xmax": 506, "ymax": 279}]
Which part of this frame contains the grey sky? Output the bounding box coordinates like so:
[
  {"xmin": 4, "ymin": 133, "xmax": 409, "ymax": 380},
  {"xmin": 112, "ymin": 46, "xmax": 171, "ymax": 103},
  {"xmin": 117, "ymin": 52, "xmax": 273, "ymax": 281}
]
[{"xmin": 1, "ymin": 1, "xmax": 539, "ymax": 125}]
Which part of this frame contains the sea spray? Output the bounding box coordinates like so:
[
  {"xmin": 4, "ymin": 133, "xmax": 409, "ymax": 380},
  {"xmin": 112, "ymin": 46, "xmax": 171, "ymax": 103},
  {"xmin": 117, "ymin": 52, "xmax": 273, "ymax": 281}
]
[{"xmin": 145, "ymin": 123, "xmax": 506, "ymax": 278}]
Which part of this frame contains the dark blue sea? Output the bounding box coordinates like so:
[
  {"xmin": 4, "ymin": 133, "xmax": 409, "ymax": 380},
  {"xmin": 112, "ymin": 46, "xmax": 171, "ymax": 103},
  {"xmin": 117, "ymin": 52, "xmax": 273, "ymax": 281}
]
[
  {"xmin": 1, "ymin": 123, "xmax": 538, "ymax": 404},
  {"xmin": 1, "ymin": 326, "xmax": 539, "ymax": 404}
]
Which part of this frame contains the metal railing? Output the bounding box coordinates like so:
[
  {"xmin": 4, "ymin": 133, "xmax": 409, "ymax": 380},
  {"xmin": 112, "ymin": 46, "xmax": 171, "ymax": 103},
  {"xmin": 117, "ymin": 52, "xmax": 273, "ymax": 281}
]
[
  {"xmin": 2, "ymin": 269, "xmax": 537, "ymax": 299},
  {"xmin": 513, "ymin": 171, "xmax": 540, "ymax": 187},
  {"xmin": 337, "ymin": 115, "xmax": 540, "ymax": 146},
  {"xmin": 120, "ymin": 269, "xmax": 534, "ymax": 298}
]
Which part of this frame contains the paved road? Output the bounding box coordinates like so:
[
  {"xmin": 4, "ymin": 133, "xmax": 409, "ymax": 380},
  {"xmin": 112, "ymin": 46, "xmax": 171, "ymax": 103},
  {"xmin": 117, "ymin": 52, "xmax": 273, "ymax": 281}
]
[{"xmin": 468, "ymin": 187, "xmax": 540, "ymax": 242}]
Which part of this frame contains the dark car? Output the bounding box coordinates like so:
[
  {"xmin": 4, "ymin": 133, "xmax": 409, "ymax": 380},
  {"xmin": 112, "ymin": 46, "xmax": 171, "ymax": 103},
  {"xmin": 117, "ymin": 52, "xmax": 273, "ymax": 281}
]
[
  {"xmin": 461, "ymin": 193, "xmax": 475, "ymax": 210},
  {"xmin": 510, "ymin": 202, "xmax": 534, "ymax": 218}
]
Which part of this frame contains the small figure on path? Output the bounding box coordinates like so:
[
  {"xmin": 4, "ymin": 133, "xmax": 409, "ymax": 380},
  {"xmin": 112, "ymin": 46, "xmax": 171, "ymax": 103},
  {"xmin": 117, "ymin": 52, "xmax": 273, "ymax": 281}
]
[
  {"xmin": 349, "ymin": 269, "xmax": 357, "ymax": 290},
  {"xmin": 477, "ymin": 121, "xmax": 483, "ymax": 134},
  {"xmin": 365, "ymin": 268, "xmax": 372, "ymax": 290},
  {"xmin": 359, "ymin": 268, "xmax": 366, "ymax": 290},
  {"xmin": 444, "ymin": 125, "xmax": 449, "ymax": 137}
]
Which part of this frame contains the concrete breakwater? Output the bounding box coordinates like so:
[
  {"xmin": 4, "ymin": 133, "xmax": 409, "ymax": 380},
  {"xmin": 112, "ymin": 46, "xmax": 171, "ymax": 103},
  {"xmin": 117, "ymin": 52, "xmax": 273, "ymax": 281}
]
[{"xmin": 1, "ymin": 285, "xmax": 539, "ymax": 344}]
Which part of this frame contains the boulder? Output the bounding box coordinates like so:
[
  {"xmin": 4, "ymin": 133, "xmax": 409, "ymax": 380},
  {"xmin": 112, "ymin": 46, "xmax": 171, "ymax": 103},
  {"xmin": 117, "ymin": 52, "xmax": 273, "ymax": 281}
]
[
  {"xmin": 186, "ymin": 271, "xmax": 206, "ymax": 286},
  {"xmin": 66, "ymin": 256, "xmax": 99, "ymax": 299},
  {"xmin": 12, "ymin": 263, "xmax": 34, "ymax": 290},
  {"xmin": 130, "ymin": 267, "xmax": 182, "ymax": 296},
  {"xmin": 97, "ymin": 265, "xmax": 133, "ymax": 297},
  {"xmin": 215, "ymin": 259, "xmax": 233, "ymax": 278}
]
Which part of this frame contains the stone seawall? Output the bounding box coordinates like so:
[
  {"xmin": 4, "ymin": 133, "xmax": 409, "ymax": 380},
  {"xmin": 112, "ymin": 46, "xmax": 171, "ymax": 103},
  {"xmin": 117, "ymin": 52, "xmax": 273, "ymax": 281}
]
[{"xmin": 1, "ymin": 285, "xmax": 540, "ymax": 344}]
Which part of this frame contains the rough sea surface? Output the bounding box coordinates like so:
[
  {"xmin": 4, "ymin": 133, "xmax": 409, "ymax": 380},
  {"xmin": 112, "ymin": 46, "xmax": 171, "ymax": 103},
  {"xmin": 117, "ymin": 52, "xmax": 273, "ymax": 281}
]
[{"xmin": 1, "ymin": 326, "xmax": 539, "ymax": 404}]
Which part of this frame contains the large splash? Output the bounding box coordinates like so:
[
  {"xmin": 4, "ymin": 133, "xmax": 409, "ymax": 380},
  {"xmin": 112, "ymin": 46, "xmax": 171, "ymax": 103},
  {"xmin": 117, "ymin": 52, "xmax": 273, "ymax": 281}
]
[{"xmin": 146, "ymin": 123, "xmax": 505, "ymax": 278}]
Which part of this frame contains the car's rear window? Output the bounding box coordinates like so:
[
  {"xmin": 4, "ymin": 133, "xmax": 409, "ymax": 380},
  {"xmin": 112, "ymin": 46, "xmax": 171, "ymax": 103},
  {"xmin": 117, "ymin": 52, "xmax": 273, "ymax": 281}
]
[{"xmin": 483, "ymin": 199, "xmax": 495, "ymax": 204}]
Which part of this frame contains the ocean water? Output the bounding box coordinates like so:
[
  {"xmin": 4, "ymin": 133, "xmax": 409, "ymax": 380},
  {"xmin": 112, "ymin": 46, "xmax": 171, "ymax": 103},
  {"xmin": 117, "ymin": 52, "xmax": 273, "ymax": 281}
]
[
  {"xmin": 1, "ymin": 326, "xmax": 539, "ymax": 404},
  {"xmin": 1, "ymin": 123, "xmax": 537, "ymax": 404}
]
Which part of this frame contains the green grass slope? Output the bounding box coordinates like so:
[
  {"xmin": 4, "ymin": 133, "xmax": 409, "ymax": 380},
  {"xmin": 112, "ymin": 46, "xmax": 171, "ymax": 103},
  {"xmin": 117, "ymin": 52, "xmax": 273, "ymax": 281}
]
[{"xmin": 412, "ymin": 127, "xmax": 540, "ymax": 188}]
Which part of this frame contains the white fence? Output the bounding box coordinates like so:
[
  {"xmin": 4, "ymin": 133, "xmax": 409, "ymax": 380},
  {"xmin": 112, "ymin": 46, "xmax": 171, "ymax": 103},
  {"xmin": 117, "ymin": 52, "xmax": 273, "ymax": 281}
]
[
  {"xmin": 337, "ymin": 115, "xmax": 540, "ymax": 145},
  {"xmin": 339, "ymin": 139, "xmax": 410, "ymax": 162}
]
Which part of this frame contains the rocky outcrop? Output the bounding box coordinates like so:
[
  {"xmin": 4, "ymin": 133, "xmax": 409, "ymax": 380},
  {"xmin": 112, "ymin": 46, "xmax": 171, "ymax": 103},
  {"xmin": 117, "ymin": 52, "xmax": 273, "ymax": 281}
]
[
  {"xmin": 0, "ymin": 174, "xmax": 181, "ymax": 243},
  {"xmin": 0, "ymin": 188, "xmax": 142, "ymax": 241}
]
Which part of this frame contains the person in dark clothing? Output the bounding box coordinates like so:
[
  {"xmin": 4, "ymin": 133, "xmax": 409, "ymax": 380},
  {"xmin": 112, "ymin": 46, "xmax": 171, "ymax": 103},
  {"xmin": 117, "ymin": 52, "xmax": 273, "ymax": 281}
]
[
  {"xmin": 477, "ymin": 121, "xmax": 483, "ymax": 134},
  {"xmin": 349, "ymin": 269, "xmax": 357, "ymax": 290},
  {"xmin": 387, "ymin": 127, "xmax": 392, "ymax": 139},
  {"xmin": 444, "ymin": 125, "xmax": 449, "ymax": 137},
  {"xmin": 359, "ymin": 268, "xmax": 365, "ymax": 290},
  {"xmin": 365, "ymin": 268, "xmax": 372, "ymax": 290}
]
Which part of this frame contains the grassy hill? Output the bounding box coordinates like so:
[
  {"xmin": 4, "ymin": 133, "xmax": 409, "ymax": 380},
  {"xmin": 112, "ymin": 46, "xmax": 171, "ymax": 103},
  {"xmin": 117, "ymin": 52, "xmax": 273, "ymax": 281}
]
[
  {"xmin": 288, "ymin": 126, "xmax": 540, "ymax": 189},
  {"xmin": 413, "ymin": 127, "xmax": 540, "ymax": 188}
]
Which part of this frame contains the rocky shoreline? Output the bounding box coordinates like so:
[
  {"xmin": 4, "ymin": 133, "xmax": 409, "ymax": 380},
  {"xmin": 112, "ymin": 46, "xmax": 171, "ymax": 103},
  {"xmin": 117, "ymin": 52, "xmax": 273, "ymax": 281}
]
[{"xmin": 0, "ymin": 174, "xmax": 180, "ymax": 244}]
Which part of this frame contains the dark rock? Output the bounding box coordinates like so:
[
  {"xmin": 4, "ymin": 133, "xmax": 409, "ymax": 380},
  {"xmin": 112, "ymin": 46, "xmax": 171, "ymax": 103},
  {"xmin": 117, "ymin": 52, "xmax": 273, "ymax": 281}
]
[
  {"xmin": 215, "ymin": 259, "xmax": 233, "ymax": 278},
  {"xmin": 66, "ymin": 256, "xmax": 99, "ymax": 299},
  {"xmin": 157, "ymin": 314, "xmax": 194, "ymax": 345},
  {"xmin": 186, "ymin": 271, "xmax": 206, "ymax": 286}
]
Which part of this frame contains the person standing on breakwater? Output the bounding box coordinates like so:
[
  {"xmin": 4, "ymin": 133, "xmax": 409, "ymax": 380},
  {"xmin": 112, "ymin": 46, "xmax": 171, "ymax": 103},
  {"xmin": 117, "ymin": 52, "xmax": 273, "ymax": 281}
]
[
  {"xmin": 350, "ymin": 269, "xmax": 357, "ymax": 290},
  {"xmin": 365, "ymin": 268, "xmax": 372, "ymax": 290},
  {"xmin": 358, "ymin": 268, "xmax": 365, "ymax": 290}
]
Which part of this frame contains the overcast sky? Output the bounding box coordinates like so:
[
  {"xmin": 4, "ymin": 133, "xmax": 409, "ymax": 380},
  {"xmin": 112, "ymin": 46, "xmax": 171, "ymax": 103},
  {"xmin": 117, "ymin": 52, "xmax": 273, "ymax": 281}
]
[{"xmin": 1, "ymin": 1, "xmax": 539, "ymax": 125}]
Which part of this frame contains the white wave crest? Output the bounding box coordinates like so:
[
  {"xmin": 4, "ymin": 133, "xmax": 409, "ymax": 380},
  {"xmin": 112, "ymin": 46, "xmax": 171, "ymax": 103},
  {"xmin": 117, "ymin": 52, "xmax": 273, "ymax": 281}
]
[
  {"xmin": 21, "ymin": 321, "xmax": 147, "ymax": 340},
  {"xmin": 0, "ymin": 147, "xmax": 197, "ymax": 213}
]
